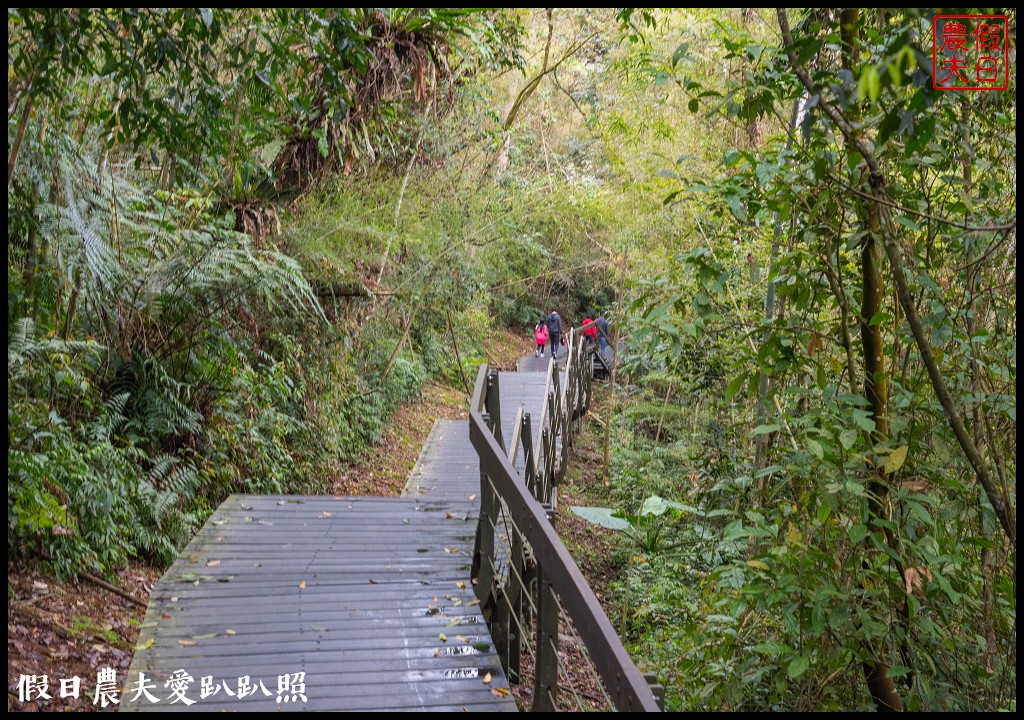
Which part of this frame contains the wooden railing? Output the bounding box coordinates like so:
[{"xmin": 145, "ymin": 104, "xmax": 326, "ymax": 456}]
[
  {"xmin": 469, "ymin": 328, "xmax": 662, "ymax": 712},
  {"xmin": 509, "ymin": 327, "xmax": 594, "ymax": 508}
]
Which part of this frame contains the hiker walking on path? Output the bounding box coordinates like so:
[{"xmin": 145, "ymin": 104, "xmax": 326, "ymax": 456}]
[
  {"xmin": 534, "ymin": 320, "xmax": 549, "ymax": 357},
  {"xmin": 596, "ymin": 316, "xmax": 610, "ymax": 353},
  {"xmin": 546, "ymin": 309, "xmax": 563, "ymax": 359},
  {"xmin": 582, "ymin": 316, "xmax": 597, "ymax": 347}
]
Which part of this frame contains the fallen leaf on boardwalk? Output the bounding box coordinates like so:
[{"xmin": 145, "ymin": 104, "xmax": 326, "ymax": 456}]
[
  {"xmin": 439, "ymin": 633, "xmax": 448, "ymax": 642},
  {"xmin": 139, "ymin": 638, "xmax": 155, "ymax": 650},
  {"xmin": 192, "ymin": 633, "xmax": 217, "ymax": 639},
  {"xmin": 225, "ymin": 629, "xmax": 237, "ymax": 635},
  {"xmin": 309, "ymin": 624, "xmax": 327, "ymax": 632},
  {"xmin": 447, "ymin": 617, "xmax": 461, "ymax": 626},
  {"xmin": 368, "ymin": 579, "xmax": 379, "ymax": 584},
  {"xmin": 170, "ymin": 596, "xmax": 179, "ymax": 602},
  {"xmin": 466, "ymin": 599, "xmax": 481, "ymax": 606},
  {"xmin": 445, "ymin": 511, "xmax": 456, "ymax": 519},
  {"xmin": 161, "ymin": 613, "xmax": 173, "ymax": 620},
  {"xmin": 456, "ymin": 635, "xmax": 470, "ymax": 643},
  {"xmin": 240, "ymin": 503, "xmax": 253, "ymax": 511},
  {"xmin": 468, "ymin": 494, "xmax": 477, "ymax": 501},
  {"xmin": 178, "ymin": 640, "xmax": 197, "ymax": 646},
  {"xmin": 434, "ymin": 648, "xmax": 442, "ymax": 657},
  {"xmin": 206, "ymin": 560, "xmax": 220, "ymax": 567},
  {"xmin": 403, "ymin": 518, "xmax": 411, "ymax": 524},
  {"xmin": 321, "ymin": 511, "xmax": 333, "ymax": 518},
  {"xmin": 491, "ymin": 688, "xmax": 510, "ymax": 697},
  {"xmin": 455, "ymin": 581, "xmax": 466, "ymax": 589},
  {"xmin": 299, "ymin": 580, "xmax": 306, "ymax": 590},
  {"xmin": 482, "ymin": 672, "xmax": 492, "ymax": 684}
]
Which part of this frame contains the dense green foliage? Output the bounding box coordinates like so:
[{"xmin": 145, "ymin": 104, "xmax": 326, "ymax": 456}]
[
  {"xmin": 583, "ymin": 8, "xmax": 1016, "ymax": 712},
  {"xmin": 7, "ymin": 6, "xmax": 1016, "ymax": 713},
  {"xmin": 7, "ymin": 8, "xmax": 518, "ymax": 574}
]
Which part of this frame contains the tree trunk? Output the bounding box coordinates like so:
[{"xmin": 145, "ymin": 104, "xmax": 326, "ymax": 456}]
[
  {"xmin": 8, "ymin": 94, "xmax": 33, "ymax": 187},
  {"xmin": 840, "ymin": 9, "xmax": 903, "ymax": 711}
]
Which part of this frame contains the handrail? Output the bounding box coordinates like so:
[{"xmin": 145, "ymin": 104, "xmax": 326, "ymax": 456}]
[
  {"xmin": 535, "ymin": 353, "xmax": 555, "ymax": 459},
  {"xmin": 469, "ymin": 362, "xmax": 660, "ymax": 712}
]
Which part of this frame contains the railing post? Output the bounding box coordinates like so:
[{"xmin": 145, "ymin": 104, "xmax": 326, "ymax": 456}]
[
  {"xmin": 507, "ymin": 517, "xmax": 525, "ymax": 683},
  {"xmin": 485, "ymin": 369, "xmax": 505, "ymax": 453},
  {"xmin": 522, "ymin": 413, "xmax": 537, "ymax": 499},
  {"xmin": 644, "ymin": 672, "xmax": 666, "ymax": 711},
  {"xmin": 472, "ymin": 417, "xmax": 497, "ymax": 613},
  {"xmin": 539, "ymin": 424, "xmax": 550, "ymax": 504},
  {"xmin": 532, "ymin": 563, "xmax": 559, "ymax": 712}
]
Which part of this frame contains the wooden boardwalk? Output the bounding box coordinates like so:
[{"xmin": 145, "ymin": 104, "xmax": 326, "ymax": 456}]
[{"xmin": 124, "ymin": 358, "xmax": 559, "ymax": 712}]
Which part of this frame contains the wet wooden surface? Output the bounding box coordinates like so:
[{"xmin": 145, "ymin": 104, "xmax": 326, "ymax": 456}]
[
  {"xmin": 124, "ymin": 495, "xmax": 516, "ymax": 712},
  {"xmin": 125, "ymin": 366, "xmax": 554, "ymax": 712}
]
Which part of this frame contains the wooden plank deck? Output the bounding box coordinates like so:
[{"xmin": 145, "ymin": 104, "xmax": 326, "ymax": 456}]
[
  {"xmin": 124, "ymin": 496, "xmax": 515, "ymax": 712},
  {"xmin": 404, "ymin": 419, "xmax": 478, "ymax": 500},
  {"xmin": 125, "ymin": 365, "xmax": 552, "ymax": 712}
]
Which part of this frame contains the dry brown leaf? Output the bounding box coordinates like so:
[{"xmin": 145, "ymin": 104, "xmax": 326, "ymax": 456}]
[
  {"xmin": 177, "ymin": 640, "xmax": 197, "ymax": 646},
  {"xmin": 299, "ymin": 580, "xmax": 306, "ymax": 590},
  {"xmin": 468, "ymin": 494, "xmax": 477, "ymax": 501},
  {"xmin": 490, "ymin": 687, "xmax": 510, "ymax": 697},
  {"xmin": 903, "ymin": 566, "xmax": 933, "ymax": 596},
  {"xmin": 225, "ymin": 629, "xmax": 237, "ymax": 636},
  {"xmin": 369, "ymin": 579, "xmax": 379, "ymax": 584},
  {"xmin": 161, "ymin": 613, "xmax": 172, "ymax": 620},
  {"xmin": 206, "ymin": 560, "xmax": 220, "ymax": 567},
  {"xmin": 455, "ymin": 581, "xmax": 466, "ymax": 589},
  {"xmin": 445, "ymin": 512, "xmax": 456, "ymax": 519}
]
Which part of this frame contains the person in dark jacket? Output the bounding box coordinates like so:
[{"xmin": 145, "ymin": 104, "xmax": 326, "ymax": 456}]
[{"xmin": 546, "ymin": 310, "xmax": 562, "ymax": 359}]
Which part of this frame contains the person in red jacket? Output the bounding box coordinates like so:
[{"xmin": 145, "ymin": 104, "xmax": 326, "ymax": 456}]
[
  {"xmin": 582, "ymin": 316, "xmax": 597, "ymax": 347},
  {"xmin": 534, "ymin": 321, "xmax": 549, "ymax": 357}
]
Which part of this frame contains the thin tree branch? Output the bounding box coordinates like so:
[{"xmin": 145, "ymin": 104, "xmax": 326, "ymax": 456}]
[{"xmin": 777, "ymin": 7, "xmax": 1015, "ymax": 547}]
